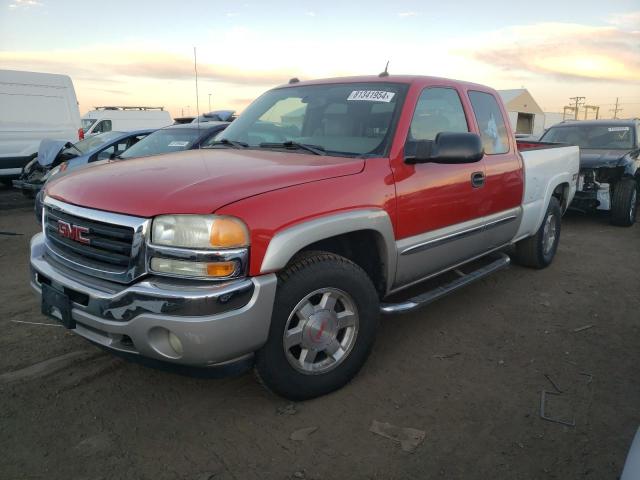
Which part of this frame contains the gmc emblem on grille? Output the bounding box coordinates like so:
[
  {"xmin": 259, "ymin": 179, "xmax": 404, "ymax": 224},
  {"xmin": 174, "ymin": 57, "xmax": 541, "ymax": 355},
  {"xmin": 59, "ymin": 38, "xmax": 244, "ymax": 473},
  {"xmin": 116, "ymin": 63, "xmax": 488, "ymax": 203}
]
[{"xmin": 57, "ymin": 220, "xmax": 90, "ymax": 245}]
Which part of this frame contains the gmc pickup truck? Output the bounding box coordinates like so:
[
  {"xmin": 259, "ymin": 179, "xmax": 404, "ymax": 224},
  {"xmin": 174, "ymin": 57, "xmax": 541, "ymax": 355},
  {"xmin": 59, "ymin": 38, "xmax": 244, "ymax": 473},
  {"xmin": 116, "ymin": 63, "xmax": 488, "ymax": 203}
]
[{"xmin": 29, "ymin": 75, "xmax": 579, "ymax": 400}]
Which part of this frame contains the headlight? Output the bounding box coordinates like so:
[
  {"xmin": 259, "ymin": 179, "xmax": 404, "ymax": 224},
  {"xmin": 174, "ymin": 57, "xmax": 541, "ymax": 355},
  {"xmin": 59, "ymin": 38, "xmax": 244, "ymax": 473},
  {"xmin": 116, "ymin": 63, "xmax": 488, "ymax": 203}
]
[
  {"xmin": 150, "ymin": 215, "xmax": 249, "ymax": 279},
  {"xmin": 43, "ymin": 165, "xmax": 61, "ymax": 182},
  {"xmin": 152, "ymin": 215, "xmax": 249, "ymax": 249}
]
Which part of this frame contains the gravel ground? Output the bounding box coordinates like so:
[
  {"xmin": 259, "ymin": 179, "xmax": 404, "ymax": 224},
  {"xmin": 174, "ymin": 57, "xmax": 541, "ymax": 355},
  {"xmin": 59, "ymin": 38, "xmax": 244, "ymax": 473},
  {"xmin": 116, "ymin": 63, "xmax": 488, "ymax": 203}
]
[{"xmin": 1, "ymin": 183, "xmax": 638, "ymax": 480}]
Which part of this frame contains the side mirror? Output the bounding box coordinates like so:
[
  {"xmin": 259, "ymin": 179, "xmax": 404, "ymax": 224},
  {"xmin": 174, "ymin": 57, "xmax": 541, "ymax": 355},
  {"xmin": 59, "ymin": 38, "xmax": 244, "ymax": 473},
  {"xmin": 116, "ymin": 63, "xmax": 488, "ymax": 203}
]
[
  {"xmin": 405, "ymin": 132, "xmax": 484, "ymax": 164},
  {"xmin": 109, "ymin": 153, "xmax": 117, "ymax": 160}
]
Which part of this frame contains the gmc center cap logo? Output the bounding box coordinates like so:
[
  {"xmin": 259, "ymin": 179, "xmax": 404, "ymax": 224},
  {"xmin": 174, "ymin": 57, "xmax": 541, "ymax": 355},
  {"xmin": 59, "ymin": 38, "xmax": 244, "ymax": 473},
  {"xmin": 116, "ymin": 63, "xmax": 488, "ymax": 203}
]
[{"xmin": 57, "ymin": 220, "xmax": 90, "ymax": 245}]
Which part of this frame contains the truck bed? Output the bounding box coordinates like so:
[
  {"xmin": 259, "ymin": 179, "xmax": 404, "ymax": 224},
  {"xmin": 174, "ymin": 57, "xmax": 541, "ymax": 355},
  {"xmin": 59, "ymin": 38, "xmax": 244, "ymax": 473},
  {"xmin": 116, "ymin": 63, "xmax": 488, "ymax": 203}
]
[{"xmin": 513, "ymin": 142, "xmax": 580, "ymax": 242}]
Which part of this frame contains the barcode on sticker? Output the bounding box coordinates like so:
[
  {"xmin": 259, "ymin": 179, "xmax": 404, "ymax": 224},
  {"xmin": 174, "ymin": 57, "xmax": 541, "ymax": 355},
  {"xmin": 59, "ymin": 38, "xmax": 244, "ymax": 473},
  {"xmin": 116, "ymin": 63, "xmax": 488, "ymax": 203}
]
[
  {"xmin": 608, "ymin": 127, "xmax": 629, "ymax": 132},
  {"xmin": 347, "ymin": 90, "xmax": 395, "ymax": 102}
]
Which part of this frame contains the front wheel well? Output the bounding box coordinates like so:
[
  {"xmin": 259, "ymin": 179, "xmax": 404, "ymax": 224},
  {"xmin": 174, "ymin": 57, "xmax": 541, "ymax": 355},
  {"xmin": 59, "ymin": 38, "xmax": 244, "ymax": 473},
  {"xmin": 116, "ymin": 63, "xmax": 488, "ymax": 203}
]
[{"xmin": 295, "ymin": 230, "xmax": 388, "ymax": 298}]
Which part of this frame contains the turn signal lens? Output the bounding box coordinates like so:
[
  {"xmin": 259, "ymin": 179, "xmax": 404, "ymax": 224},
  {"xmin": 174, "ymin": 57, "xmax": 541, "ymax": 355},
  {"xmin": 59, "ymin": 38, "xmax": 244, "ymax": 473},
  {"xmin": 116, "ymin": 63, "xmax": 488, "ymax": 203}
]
[
  {"xmin": 209, "ymin": 217, "xmax": 249, "ymax": 248},
  {"xmin": 206, "ymin": 262, "xmax": 236, "ymax": 277}
]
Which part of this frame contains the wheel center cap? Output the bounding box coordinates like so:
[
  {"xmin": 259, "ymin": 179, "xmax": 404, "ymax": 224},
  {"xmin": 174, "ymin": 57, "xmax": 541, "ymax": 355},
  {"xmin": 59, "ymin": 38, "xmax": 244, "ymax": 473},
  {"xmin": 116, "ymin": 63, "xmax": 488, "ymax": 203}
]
[{"xmin": 304, "ymin": 310, "xmax": 338, "ymax": 350}]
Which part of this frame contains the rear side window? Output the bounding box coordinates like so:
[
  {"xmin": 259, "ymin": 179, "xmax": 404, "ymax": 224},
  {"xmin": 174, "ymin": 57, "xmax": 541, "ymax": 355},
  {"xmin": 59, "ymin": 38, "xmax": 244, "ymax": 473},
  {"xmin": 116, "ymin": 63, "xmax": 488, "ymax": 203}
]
[
  {"xmin": 468, "ymin": 91, "xmax": 509, "ymax": 154},
  {"xmin": 93, "ymin": 120, "xmax": 112, "ymax": 134},
  {"xmin": 409, "ymin": 87, "xmax": 468, "ymax": 141}
]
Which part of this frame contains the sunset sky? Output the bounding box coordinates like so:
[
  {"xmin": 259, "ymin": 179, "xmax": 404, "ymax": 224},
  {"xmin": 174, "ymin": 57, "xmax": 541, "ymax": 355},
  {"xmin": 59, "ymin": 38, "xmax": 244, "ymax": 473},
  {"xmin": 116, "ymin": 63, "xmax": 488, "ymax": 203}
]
[{"xmin": 1, "ymin": 0, "xmax": 639, "ymax": 119}]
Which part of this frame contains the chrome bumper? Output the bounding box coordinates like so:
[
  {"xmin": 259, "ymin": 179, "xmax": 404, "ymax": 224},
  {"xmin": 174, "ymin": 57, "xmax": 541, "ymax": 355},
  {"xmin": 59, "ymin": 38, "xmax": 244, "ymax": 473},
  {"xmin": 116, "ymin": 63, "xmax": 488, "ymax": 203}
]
[{"xmin": 30, "ymin": 233, "xmax": 277, "ymax": 367}]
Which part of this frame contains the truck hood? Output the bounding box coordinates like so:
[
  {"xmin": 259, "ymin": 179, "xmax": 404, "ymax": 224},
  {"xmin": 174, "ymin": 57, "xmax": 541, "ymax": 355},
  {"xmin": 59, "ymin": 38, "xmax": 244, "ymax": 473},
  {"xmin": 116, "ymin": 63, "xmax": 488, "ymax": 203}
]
[
  {"xmin": 45, "ymin": 149, "xmax": 365, "ymax": 217},
  {"xmin": 579, "ymin": 149, "xmax": 630, "ymax": 169}
]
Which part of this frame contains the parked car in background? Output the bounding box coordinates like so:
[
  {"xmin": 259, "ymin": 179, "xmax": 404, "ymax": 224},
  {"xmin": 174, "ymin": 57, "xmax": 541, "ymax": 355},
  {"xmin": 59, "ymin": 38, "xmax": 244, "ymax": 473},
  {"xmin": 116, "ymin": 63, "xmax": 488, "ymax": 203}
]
[
  {"xmin": 29, "ymin": 75, "xmax": 578, "ymax": 400},
  {"xmin": 191, "ymin": 110, "xmax": 238, "ymax": 123},
  {"xmin": 81, "ymin": 106, "xmax": 172, "ymax": 138},
  {"xmin": 0, "ymin": 69, "xmax": 81, "ymax": 184},
  {"xmin": 13, "ymin": 130, "xmax": 154, "ymax": 196},
  {"xmin": 116, "ymin": 121, "xmax": 228, "ymax": 160},
  {"xmin": 540, "ymin": 119, "xmax": 640, "ymax": 226}
]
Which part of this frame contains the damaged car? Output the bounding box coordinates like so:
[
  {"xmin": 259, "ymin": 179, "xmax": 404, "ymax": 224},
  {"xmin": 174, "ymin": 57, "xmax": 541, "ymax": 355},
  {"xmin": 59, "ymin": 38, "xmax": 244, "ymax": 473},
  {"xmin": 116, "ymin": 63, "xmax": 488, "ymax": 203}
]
[
  {"xmin": 540, "ymin": 119, "xmax": 639, "ymax": 226},
  {"xmin": 13, "ymin": 130, "xmax": 154, "ymax": 197}
]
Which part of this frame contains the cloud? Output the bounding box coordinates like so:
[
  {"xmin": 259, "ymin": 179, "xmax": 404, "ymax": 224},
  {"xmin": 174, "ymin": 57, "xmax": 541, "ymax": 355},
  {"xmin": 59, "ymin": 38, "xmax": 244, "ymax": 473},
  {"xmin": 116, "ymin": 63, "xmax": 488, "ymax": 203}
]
[
  {"xmin": 305, "ymin": 11, "xmax": 316, "ymax": 17},
  {"xmin": 397, "ymin": 11, "xmax": 418, "ymax": 17},
  {"xmin": 0, "ymin": 49, "xmax": 294, "ymax": 86},
  {"xmin": 467, "ymin": 22, "xmax": 640, "ymax": 83},
  {"xmin": 608, "ymin": 11, "xmax": 640, "ymax": 29},
  {"xmin": 8, "ymin": 0, "xmax": 43, "ymax": 9}
]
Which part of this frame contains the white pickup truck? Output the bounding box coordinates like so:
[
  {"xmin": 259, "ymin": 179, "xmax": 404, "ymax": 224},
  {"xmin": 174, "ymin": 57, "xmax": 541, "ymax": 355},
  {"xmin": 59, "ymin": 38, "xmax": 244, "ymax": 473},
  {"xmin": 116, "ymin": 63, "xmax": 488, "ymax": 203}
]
[{"xmin": 30, "ymin": 75, "xmax": 580, "ymax": 399}]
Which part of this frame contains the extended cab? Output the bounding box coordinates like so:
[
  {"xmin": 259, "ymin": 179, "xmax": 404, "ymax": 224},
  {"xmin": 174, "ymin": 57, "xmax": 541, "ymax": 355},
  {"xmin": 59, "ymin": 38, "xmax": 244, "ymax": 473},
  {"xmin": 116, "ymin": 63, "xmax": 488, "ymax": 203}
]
[{"xmin": 29, "ymin": 76, "xmax": 579, "ymax": 399}]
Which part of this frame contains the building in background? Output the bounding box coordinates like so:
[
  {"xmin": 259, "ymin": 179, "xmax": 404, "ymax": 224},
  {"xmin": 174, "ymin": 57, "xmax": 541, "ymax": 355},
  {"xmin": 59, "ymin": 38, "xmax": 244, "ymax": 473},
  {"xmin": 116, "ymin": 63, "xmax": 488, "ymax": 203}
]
[{"xmin": 498, "ymin": 89, "xmax": 545, "ymax": 137}]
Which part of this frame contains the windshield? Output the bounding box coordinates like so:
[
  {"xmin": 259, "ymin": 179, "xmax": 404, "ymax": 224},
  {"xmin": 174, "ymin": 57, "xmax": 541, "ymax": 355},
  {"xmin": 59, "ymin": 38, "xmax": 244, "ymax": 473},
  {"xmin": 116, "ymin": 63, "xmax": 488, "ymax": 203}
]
[
  {"xmin": 62, "ymin": 131, "xmax": 123, "ymax": 155},
  {"xmin": 541, "ymin": 124, "xmax": 635, "ymax": 149},
  {"xmin": 119, "ymin": 128, "xmax": 202, "ymax": 159},
  {"xmin": 81, "ymin": 118, "xmax": 97, "ymax": 133},
  {"xmin": 214, "ymin": 82, "xmax": 408, "ymax": 157}
]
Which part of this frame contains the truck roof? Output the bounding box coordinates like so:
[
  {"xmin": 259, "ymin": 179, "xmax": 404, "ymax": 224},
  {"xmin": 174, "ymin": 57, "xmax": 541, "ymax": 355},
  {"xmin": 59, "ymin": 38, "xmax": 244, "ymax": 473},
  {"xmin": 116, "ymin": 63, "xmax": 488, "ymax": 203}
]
[
  {"xmin": 276, "ymin": 74, "xmax": 492, "ymax": 91},
  {"xmin": 556, "ymin": 119, "xmax": 638, "ymax": 127}
]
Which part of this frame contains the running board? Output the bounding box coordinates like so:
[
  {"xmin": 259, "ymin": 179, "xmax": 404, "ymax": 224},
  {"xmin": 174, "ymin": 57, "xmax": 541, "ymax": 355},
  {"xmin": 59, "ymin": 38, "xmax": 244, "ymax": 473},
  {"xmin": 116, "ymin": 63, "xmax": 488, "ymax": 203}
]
[{"xmin": 380, "ymin": 253, "xmax": 511, "ymax": 314}]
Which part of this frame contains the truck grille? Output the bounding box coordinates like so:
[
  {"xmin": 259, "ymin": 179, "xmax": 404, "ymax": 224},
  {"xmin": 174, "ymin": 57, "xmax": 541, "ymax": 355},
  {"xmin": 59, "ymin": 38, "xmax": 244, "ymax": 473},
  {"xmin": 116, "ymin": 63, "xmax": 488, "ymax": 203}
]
[
  {"xmin": 45, "ymin": 207, "xmax": 134, "ymax": 268},
  {"xmin": 42, "ymin": 198, "xmax": 149, "ymax": 284}
]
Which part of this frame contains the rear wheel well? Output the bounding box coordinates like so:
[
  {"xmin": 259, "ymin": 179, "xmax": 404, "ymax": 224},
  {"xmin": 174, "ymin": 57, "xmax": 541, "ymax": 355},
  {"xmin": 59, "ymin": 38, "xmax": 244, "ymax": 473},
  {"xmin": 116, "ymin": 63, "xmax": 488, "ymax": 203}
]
[
  {"xmin": 552, "ymin": 182, "xmax": 570, "ymax": 213},
  {"xmin": 295, "ymin": 230, "xmax": 387, "ymax": 298}
]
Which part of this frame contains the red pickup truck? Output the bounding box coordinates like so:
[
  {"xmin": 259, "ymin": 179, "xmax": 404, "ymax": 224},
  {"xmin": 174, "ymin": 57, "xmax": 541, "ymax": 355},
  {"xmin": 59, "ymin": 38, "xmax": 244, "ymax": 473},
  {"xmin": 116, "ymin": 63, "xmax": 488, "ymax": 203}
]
[{"xmin": 30, "ymin": 75, "xmax": 579, "ymax": 399}]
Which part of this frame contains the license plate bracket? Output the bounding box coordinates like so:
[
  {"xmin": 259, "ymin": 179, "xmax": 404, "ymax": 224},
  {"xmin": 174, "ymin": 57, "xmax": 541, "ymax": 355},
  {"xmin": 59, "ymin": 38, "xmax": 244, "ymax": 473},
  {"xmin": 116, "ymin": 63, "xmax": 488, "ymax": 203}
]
[{"xmin": 41, "ymin": 283, "xmax": 75, "ymax": 329}]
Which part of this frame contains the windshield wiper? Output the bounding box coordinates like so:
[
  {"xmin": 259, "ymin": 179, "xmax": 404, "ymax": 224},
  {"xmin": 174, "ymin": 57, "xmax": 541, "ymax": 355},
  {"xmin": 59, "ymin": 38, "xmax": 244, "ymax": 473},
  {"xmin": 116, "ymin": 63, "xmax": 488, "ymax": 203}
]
[
  {"xmin": 207, "ymin": 139, "xmax": 248, "ymax": 149},
  {"xmin": 259, "ymin": 141, "xmax": 326, "ymax": 156}
]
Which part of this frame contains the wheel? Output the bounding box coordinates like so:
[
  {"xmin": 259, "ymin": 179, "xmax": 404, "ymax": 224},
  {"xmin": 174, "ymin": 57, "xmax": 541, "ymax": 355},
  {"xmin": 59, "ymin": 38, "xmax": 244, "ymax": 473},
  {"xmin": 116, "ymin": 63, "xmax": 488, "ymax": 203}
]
[
  {"xmin": 610, "ymin": 178, "xmax": 638, "ymax": 227},
  {"xmin": 255, "ymin": 251, "xmax": 380, "ymax": 400},
  {"xmin": 514, "ymin": 197, "xmax": 562, "ymax": 269}
]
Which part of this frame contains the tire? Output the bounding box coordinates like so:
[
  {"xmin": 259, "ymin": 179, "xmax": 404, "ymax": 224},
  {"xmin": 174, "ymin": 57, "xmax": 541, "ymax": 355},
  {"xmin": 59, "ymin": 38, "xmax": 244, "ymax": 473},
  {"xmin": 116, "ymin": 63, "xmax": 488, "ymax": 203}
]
[
  {"xmin": 610, "ymin": 178, "xmax": 638, "ymax": 227},
  {"xmin": 514, "ymin": 197, "xmax": 562, "ymax": 269},
  {"xmin": 255, "ymin": 251, "xmax": 380, "ymax": 400}
]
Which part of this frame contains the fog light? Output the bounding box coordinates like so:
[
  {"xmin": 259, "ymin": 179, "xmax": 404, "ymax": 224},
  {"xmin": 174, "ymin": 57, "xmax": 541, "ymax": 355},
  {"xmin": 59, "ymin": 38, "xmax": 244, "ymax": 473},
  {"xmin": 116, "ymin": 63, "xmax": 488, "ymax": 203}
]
[{"xmin": 168, "ymin": 332, "xmax": 183, "ymax": 356}]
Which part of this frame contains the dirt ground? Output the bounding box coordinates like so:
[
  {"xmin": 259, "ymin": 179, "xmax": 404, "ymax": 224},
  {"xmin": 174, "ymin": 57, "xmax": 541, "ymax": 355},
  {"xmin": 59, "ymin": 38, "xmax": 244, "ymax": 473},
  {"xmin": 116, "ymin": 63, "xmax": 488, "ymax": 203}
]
[{"xmin": 1, "ymin": 183, "xmax": 638, "ymax": 480}]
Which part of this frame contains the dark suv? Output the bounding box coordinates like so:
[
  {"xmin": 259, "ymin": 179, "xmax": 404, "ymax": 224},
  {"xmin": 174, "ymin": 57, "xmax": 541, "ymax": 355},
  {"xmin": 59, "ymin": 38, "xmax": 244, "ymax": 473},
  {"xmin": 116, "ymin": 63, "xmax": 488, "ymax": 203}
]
[{"xmin": 541, "ymin": 119, "xmax": 639, "ymax": 226}]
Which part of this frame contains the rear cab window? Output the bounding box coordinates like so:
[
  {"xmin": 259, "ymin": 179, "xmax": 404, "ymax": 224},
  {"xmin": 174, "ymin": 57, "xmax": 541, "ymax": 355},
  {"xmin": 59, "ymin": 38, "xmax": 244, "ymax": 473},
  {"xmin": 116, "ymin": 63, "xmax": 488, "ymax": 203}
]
[
  {"xmin": 408, "ymin": 87, "xmax": 469, "ymax": 141},
  {"xmin": 468, "ymin": 91, "xmax": 510, "ymax": 154}
]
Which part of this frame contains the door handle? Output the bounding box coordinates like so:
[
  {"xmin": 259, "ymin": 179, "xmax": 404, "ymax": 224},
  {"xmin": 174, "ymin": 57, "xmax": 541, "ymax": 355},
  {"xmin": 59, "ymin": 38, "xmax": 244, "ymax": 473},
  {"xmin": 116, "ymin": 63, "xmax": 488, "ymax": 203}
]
[{"xmin": 471, "ymin": 171, "xmax": 485, "ymax": 188}]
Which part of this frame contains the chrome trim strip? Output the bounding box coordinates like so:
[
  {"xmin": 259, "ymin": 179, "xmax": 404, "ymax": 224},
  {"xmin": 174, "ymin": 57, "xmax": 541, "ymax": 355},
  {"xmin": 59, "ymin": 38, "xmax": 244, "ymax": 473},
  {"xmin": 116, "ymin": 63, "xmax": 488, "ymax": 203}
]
[
  {"xmin": 147, "ymin": 244, "xmax": 249, "ymax": 281},
  {"xmin": 400, "ymin": 214, "xmax": 518, "ymax": 256}
]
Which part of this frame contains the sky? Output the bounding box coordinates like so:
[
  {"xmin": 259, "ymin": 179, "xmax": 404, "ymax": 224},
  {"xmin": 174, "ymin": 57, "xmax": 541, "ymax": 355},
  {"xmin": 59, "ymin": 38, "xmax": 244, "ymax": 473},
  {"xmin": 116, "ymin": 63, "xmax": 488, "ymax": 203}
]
[{"xmin": 1, "ymin": 0, "xmax": 639, "ymax": 119}]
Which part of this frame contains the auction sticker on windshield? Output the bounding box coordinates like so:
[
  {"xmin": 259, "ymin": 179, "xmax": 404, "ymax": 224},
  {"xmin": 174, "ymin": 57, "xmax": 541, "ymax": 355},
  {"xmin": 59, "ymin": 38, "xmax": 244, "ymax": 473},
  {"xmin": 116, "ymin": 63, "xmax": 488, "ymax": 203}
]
[
  {"xmin": 608, "ymin": 127, "xmax": 629, "ymax": 132},
  {"xmin": 347, "ymin": 90, "xmax": 395, "ymax": 102},
  {"xmin": 168, "ymin": 141, "xmax": 190, "ymax": 147}
]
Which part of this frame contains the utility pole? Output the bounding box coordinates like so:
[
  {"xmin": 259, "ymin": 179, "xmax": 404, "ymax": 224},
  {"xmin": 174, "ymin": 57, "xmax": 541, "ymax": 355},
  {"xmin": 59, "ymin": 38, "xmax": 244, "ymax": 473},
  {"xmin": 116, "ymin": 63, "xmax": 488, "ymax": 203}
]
[
  {"xmin": 208, "ymin": 93, "xmax": 212, "ymax": 112},
  {"xmin": 569, "ymin": 97, "xmax": 585, "ymax": 120},
  {"xmin": 610, "ymin": 98, "xmax": 622, "ymax": 119},
  {"xmin": 584, "ymin": 105, "xmax": 600, "ymax": 120}
]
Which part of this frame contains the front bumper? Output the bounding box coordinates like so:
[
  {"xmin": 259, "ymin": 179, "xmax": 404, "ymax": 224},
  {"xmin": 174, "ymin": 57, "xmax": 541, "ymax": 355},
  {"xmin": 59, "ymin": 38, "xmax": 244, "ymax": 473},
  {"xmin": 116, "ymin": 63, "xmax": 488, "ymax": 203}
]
[{"xmin": 30, "ymin": 233, "xmax": 277, "ymax": 367}]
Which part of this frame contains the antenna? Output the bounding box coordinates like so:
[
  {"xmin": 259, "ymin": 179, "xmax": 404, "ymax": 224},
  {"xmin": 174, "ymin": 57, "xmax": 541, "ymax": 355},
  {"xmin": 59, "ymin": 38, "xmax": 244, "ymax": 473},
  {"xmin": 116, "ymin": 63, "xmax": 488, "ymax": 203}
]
[
  {"xmin": 379, "ymin": 61, "xmax": 390, "ymax": 77},
  {"xmin": 193, "ymin": 46, "xmax": 201, "ymax": 147}
]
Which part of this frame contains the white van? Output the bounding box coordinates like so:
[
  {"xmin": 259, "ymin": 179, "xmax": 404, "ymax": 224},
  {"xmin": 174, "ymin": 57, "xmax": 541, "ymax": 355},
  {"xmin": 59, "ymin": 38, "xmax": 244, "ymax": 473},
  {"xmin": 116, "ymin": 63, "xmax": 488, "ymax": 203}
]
[
  {"xmin": 82, "ymin": 107, "xmax": 173, "ymax": 137},
  {"xmin": 0, "ymin": 69, "xmax": 81, "ymax": 182}
]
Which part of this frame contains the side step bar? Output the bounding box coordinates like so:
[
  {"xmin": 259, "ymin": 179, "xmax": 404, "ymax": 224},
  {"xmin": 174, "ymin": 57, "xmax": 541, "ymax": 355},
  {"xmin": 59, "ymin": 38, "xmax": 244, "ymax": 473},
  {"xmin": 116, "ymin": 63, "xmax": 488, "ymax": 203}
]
[{"xmin": 380, "ymin": 253, "xmax": 511, "ymax": 314}]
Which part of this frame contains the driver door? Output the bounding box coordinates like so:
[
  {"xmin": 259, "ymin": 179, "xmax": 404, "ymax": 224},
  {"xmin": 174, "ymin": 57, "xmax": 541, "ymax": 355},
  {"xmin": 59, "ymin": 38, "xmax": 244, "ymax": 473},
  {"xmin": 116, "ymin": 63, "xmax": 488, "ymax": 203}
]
[{"xmin": 392, "ymin": 86, "xmax": 488, "ymax": 288}]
